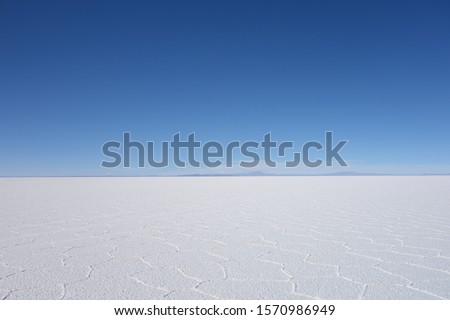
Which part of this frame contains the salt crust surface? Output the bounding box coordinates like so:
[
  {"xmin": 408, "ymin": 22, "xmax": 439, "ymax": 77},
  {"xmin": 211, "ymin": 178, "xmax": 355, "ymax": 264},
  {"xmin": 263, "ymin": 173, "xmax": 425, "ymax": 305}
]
[{"xmin": 0, "ymin": 177, "xmax": 449, "ymax": 299}]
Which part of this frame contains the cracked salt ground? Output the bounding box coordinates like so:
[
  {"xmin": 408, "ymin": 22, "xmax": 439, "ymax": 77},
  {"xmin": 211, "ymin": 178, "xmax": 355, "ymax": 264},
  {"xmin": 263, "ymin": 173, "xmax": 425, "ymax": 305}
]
[{"xmin": 0, "ymin": 177, "xmax": 450, "ymax": 299}]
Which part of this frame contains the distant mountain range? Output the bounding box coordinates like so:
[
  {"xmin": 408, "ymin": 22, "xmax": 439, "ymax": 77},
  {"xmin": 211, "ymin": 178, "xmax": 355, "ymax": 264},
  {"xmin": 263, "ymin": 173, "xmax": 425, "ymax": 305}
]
[{"xmin": 176, "ymin": 171, "xmax": 450, "ymax": 177}]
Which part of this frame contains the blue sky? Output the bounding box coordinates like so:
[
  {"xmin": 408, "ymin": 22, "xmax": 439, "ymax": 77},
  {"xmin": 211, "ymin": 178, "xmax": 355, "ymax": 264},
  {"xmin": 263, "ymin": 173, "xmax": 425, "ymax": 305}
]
[{"xmin": 1, "ymin": 0, "xmax": 449, "ymax": 176}]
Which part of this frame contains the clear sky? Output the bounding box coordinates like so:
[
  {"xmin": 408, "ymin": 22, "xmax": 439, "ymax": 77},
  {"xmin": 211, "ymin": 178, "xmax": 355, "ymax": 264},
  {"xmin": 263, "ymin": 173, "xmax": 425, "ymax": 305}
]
[{"xmin": 1, "ymin": 0, "xmax": 449, "ymax": 176}]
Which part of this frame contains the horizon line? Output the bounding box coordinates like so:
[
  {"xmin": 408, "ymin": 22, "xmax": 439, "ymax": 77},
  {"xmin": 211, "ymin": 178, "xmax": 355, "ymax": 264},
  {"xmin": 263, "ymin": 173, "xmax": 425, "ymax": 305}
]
[{"xmin": 1, "ymin": 173, "xmax": 450, "ymax": 178}]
